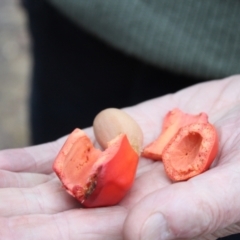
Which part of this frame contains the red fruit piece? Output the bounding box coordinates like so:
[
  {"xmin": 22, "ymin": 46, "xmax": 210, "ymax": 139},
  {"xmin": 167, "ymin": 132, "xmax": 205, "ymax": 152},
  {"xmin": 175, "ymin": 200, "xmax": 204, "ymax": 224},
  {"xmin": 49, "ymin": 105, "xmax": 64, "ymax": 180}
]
[
  {"xmin": 53, "ymin": 128, "xmax": 139, "ymax": 207},
  {"xmin": 142, "ymin": 108, "xmax": 208, "ymax": 160},
  {"xmin": 162, "ymin": 122, "xmax": 218, "ymax": 181}
]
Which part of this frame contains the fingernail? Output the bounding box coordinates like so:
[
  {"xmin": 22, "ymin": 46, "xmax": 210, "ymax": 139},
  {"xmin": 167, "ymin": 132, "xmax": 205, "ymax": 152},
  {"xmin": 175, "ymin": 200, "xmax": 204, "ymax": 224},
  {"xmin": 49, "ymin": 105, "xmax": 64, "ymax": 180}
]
[{"xmin": 141, "ymin": 212, "xmax": 173, "ymax": 240}]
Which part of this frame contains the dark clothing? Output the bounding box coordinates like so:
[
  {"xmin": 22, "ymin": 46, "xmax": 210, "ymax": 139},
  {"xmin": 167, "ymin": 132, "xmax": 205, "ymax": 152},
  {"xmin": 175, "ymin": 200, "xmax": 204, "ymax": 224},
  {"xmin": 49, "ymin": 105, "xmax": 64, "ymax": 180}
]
[
  {"xmin": 22, "ymin": 0, "xmax": 206, "ymax": 144},
  {"xmin": 26, "ymin": 0, "xmax": 240, "ymax": 80}
]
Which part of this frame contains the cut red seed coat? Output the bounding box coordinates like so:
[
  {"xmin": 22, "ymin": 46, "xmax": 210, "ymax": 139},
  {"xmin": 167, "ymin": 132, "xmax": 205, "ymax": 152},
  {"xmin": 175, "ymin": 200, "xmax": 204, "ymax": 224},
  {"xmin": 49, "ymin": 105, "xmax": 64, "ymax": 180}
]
[
  {"xmin": 142, "ymin": 108, "xmax": 208, "ymax": 160},
  {"xmin": 142, "ymin": 108, "xmax": 218, "ymax": 181},
  {"xmin": 162, "ymin": 123, "xmax": 218, "ymax": 181},
  {"xmin": 53, "ymin": 128, "xmax": 139, "ymax": 207}
]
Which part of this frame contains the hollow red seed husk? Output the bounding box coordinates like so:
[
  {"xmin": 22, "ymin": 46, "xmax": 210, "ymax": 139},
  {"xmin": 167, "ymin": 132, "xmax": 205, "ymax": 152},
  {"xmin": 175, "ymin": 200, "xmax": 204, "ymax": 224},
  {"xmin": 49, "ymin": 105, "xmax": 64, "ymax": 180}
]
[
  {"xmin": 53, "ymin": 128, "xmax": 139, "ymax": 207},
  {"xmin": 142, "ymin": 108, "xmax": 208, "ymax": 160},
  {"xmin": 162, "ymin": 122, "xmax": 218, "ymax": 181}
]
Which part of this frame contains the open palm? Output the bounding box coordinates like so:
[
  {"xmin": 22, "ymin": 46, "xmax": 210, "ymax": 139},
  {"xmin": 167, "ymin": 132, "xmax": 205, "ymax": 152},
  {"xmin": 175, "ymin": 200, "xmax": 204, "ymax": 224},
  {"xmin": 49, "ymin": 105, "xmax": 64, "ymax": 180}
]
[{"xmin": 0, "ymin": 75, "xmax": 240, "ymax": 240}]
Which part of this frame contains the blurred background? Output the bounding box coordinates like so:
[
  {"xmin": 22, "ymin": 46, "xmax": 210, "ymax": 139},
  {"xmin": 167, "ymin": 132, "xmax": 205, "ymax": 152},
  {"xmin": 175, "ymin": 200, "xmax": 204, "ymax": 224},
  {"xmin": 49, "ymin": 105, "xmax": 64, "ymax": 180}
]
[{"xmin": 0, "ymin": 0, "xmax": 30, "ymax": 149}]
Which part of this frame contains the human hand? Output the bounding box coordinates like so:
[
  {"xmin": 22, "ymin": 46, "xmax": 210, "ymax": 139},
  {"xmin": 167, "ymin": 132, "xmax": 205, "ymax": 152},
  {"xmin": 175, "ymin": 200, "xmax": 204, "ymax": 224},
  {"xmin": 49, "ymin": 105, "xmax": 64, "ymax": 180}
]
[{"xmin": 0, "ymin": 75, "xmax": 240, "ymax": 239}]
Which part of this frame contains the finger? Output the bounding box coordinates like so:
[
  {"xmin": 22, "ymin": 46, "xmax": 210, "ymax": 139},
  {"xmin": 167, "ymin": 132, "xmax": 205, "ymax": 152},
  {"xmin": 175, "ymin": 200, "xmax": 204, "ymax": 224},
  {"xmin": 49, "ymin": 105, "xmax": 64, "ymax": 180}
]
[
  {"xmin": 0, "ymin": 142, "xmax": 61, "ymax": 174},
  {"xmin": 1, "ymin": 207, "xmax": 126, "ymax": 240},
  {"xmin": 123, "ymin": 163, "xmax": 240, "ymax": 240},
  {"xmin": 0, "ymin": 128, "xmax": 95, "ymax": 174},
  {"xmin": 0, "ymin": 178, "xmax": 80, "ymax": 217},
  {"xmin": 0, "ymin": 169, "xmax": 52, "ymax": 188}
]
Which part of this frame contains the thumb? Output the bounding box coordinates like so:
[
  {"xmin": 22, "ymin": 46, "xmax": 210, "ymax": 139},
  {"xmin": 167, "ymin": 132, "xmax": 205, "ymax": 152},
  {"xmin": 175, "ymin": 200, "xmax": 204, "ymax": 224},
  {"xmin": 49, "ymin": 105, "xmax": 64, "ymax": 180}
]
[{"xmin": 123, "ymin": 166, "xmax": 240, "ymax": 240}]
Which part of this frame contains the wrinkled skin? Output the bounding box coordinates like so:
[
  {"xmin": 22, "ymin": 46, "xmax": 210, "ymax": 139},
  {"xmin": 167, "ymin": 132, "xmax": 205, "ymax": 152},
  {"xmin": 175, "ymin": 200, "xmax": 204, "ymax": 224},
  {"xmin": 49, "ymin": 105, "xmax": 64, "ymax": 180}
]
[{"xmin": 0, "ymin": 75, "xmax": 240, "ymax": 240}]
